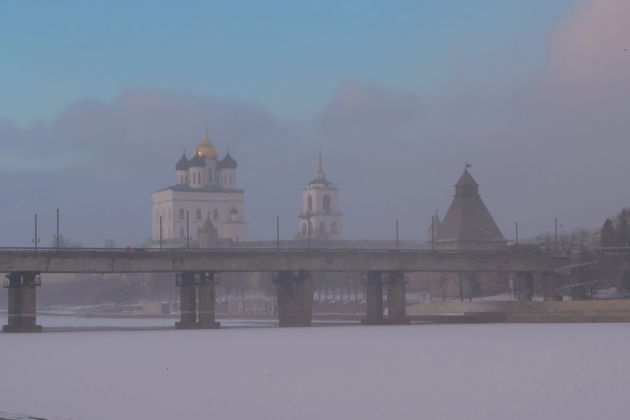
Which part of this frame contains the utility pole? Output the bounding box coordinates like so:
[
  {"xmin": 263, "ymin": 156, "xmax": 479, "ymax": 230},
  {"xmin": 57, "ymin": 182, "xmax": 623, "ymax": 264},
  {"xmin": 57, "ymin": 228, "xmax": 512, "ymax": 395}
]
[
  {"xmin": 431, "ymin": 215, "xmax": 435, "ymax": 251},
  {"xmin": 159, "ymin": 216, "xmax": 163, "ymax": 250},
  {"xmin": 276, "ymin": 217, "xmax": 280, "ymax": 250},
  {"xmin": 395, "ymin": 217, "xmax": 399, "ymax": 249},
  {"xmin": 186, "ymin": 211, "xmax": 190, "ymax": 250},
  {"xmin": 32, "ymin": 214, "xmax": 40, "ymax": 250},
  {"xmin": 515, "ymin": 221, "xmax": 519, "ymax": 246},
  {"xmin": 307, "ymin": 212, "xmax": 311, "ymax": 249},
  {"xmin": 554, "ymin": 217, "xmax": 558, "ymax": 251},
  {"xmin": 54, "ymin": 208, "xmax": 62, "ymax": 250}
]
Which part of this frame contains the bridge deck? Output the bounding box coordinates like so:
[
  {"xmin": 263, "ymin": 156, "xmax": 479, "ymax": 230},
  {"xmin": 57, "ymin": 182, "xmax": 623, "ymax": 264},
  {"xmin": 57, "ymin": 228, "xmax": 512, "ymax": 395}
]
[{"xmin": 0, "ymin": 248, "xmax": 569, "ymax": 273}]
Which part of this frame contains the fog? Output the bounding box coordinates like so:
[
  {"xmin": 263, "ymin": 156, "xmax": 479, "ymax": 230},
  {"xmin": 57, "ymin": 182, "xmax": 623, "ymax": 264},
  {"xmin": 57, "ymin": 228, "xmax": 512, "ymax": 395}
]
[{"xmin": 1, "ymin": 0, "xmax": 629, "ymax": 246}]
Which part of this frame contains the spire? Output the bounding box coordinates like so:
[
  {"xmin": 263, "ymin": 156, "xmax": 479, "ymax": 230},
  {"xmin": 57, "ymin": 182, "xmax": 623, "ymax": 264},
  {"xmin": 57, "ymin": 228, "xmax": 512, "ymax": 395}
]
[
  {"xmin": 315, "ymin": 146, "xmax": 326, "ymax": 180},
  {"xmin": 318, "ymin": 145, "xmax": 323, "ymax": 173}
]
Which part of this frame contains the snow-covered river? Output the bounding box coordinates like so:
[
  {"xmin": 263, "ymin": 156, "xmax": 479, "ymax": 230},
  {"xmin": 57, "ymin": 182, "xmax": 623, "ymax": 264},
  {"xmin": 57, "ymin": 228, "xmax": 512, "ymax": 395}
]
[{"xmin": 1, "ymin": 319, "xmax": 629, "ymax": 420}]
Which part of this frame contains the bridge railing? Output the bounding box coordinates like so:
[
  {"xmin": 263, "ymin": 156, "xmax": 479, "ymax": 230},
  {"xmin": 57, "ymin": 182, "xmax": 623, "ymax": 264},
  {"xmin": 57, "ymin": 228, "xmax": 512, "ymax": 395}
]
[{"xmin": 0, "ymin": 245, "xmax": 576, "ymax": 256}]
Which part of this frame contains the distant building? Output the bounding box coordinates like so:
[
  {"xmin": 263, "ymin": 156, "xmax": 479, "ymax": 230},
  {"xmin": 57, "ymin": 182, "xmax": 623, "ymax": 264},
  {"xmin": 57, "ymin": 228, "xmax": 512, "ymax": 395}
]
[
  {"xmin": 434, "ymin": 168, "xmax": 506, "ymax": 250},
  {"xmin": 151, "ymin": 131, "xmax": 246, "ymax": 245},
  {"xmin": 297, "ymin": 150, "xmax": 342, "ymax": 240}
]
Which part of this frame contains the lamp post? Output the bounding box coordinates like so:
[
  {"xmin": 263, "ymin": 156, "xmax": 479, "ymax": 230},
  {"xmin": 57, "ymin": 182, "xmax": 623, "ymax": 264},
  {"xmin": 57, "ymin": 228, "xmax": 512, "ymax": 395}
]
[
  {"xmin": 395, "ymin": 217, "xmax": 399, "ymax": 250},
  {"xmin": 54, "ymin": 208, "xmax": 62, "ymax": 250},
  {"xmin": 431, "ymin": 215, "xmax": 435, "ymax": 251},
  {"xmin": 307, "ymin": 212, "xmax": 311, "ymax": 250},
  {"xmin": 276, "ymin": 216, "xmax": 280, "ymax": 250},
  {"xmin": 186, "ymin": 211, "xmax": 190, "ymax": 250},
  {"xmin": 32, "ymin": 213, "xmax": 40, "ymax": 250},
  {"xmin": 159, "ymin": 215, "xmax": 163, "ymax": 250}
]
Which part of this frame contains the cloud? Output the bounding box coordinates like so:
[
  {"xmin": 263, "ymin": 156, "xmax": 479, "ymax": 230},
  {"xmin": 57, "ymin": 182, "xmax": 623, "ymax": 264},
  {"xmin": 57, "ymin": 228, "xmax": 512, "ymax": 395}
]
[{"xmin": 549, "ymin": 0, "xmax": 630, "ymax": 88}]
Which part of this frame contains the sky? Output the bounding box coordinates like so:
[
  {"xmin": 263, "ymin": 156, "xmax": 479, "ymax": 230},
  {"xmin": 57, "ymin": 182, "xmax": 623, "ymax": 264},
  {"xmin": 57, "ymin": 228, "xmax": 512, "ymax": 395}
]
[{"xmin": 1, "ymin": 0, "xmax": 629, "ymax": 246}]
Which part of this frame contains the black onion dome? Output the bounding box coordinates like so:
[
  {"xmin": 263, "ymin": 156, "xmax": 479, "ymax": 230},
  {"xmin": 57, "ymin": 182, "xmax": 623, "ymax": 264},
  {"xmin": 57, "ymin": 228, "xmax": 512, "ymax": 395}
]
[
  {"xmin": 219, "ymin": 151, "xmax": 237, "ymax": 169},
  {"xmin": 175, "ymin": 153, "xmax": 189, "ymax": 170},
  {"xmin": 188, "ymin": 152, "xmax": 207, "ymax": 167}
]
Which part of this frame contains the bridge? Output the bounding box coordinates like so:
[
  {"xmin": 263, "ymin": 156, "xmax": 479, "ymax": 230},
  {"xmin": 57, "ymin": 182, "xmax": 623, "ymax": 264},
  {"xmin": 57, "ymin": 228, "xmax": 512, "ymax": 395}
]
[{"xmin": 1, "ymin": 247, "xmax": 627, "ymax": 333}]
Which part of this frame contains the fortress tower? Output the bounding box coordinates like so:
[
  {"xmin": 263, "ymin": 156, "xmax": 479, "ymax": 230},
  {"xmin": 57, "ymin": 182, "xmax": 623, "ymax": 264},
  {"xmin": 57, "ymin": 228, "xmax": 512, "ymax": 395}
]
[{"xmin": 434, "ymin": 168, "xmax": 506, "ymax": 250}]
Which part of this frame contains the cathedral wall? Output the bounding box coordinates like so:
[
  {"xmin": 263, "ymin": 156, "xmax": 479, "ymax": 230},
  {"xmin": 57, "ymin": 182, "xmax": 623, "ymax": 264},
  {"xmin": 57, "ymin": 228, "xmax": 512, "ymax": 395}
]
[{"xmin": 151, "ymin": 189, "xmax": 245, "ymax": 242}]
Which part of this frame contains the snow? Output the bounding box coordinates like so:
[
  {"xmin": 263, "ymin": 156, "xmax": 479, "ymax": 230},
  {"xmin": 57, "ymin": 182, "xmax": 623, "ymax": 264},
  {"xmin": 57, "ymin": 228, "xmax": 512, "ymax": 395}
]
[{"xmin": 1, "ymin": 319, "xmax": 630, "ymax": 420}]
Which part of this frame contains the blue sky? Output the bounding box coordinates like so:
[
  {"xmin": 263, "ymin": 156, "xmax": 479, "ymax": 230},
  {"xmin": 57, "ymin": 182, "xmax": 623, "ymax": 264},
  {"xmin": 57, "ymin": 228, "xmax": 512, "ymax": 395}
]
[
  {"xmin": 3, "ymin": 0, "xmax": 630, "ymax": 246},
  {"xmin": 1, "ymin": 0, "xmax": 571, "ymax": 125}
]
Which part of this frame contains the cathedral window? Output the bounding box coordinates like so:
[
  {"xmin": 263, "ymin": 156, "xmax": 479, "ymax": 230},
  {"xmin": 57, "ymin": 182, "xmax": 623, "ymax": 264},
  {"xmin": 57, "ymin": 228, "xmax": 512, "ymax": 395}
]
[
  {"xmin": 302, "ymin": 223, "xmax": 307, "ymax": 237},
  {"xmin": 180, "ymin": 227, "xmax": 185, "ymax": 238},
  {"xmin": 323, "ymin": 195, "xmax": 331, "ymax": 213},
  {"xmin": 331, "ymin": 222, "xmax": 338, "ymax": 234},
  {"xmin": 319, "ymin": 221, "xmax": 326, "ymax": 234},
  {"xmin": 179, "ymin": 209, "xmax": 185, "ymax": 220},
  {"xmin": 196, "ymin": 209, "xmax": 201, "ymax": 220},
  {"xmin": 307, "ymin": 196, "xmax": 313, "ymax": 213},
  {"xmin": 209, "ymin": 172, "xmax": 212, "ymax": 183}
]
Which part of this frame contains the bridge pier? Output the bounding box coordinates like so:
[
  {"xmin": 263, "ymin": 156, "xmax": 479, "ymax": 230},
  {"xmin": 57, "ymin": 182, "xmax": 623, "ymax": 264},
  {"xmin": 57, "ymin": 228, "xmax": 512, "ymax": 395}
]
[
  {"xmin": 362, "ymin": 271, "xmax": 409, "ymax": 325},
  {"xmin": 175, "ymin": 271, "xmax": 221, "ymax": 329},
  {"xmin": 175, "ymin": 272, "xmax": 198, "ymax": 329},
  {"xmin": 275, "ymin": 271, "xmax": 313, "ymax": 327},
  {"xmin": 3, "ymin": 272, "xmax": 42, "ymax": 333},
  {"xmin": 387, "ymin": 271, "xmax": 410, "ymax": 324},
  {"xmin": 197, "ymin": 272, "xmax": 220, "ymax": 329},
  {"xmin": 362, "ymin": 271, "xmax": 384, "ymax": 324},
  {"xmin": 514, "ymin": 272, "xmax": 534, "ymax": 301}
]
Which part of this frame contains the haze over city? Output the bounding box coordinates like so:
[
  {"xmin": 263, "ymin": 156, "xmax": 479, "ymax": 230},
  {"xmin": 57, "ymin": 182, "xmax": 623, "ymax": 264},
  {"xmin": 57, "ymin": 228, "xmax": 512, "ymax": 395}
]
[{"xmin": 1, "ymin": 0, "xmax": 629, "ymax": 246}]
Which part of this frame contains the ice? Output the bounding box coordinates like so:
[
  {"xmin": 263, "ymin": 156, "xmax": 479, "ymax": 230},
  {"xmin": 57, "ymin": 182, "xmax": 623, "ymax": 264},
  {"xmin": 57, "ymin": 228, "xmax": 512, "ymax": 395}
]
[{"xmin": 1, "ymin": 321, "xmax": 629, "ymax": 420}]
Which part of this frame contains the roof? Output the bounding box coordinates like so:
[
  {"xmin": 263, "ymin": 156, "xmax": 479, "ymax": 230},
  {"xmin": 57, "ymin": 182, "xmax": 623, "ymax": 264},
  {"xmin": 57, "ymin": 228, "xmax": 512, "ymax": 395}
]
[
  {"xmin": 456, "ymin": 169, "xmax": 478, "ymax": 186},
  {"xmin": 175, "ymin": 153, "xmax": 189, "ymax": 171},
  {"xmin": 197, "ymin": 130, "xmax": 218, "ymax": 159},
  {"xmin": 155, "ymin": 184, "xmax": 244, "ymax": 194},
  {"xmin": 219, "ymin": 151, "xmax": 237, "ymax": 169},
  {"xmin": 435, "ymin": 170, "xmax": 505, "ymax": 245},
  {"xmin": 188, "ymin": 152, "xmax": 206, "ymax": 167}
]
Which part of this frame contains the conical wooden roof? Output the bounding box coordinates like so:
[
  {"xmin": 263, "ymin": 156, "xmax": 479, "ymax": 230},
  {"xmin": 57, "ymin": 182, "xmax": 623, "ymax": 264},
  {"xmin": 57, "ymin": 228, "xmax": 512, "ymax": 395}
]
[{"xmin": 435, "ymin": 169, "xmax": 505, "ymax": 249}]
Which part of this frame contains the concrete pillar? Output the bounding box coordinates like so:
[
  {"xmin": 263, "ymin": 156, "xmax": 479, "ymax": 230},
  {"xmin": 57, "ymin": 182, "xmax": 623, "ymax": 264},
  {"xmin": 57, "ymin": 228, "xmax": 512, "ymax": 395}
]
[
  {"xmin": 362, "ymin": 271, "xmax": 384, "ymax": 325},
  {"xmin": 538, "ymin": 272, "xmax": 561, "ymax": 301},
  {"xmin": 3, "ymin": 272, "xmax": 42, "ymax": 333},
  {"xmin": 175, "ymin": 272, "xmax": 198, "ymax": 329},
  {"xmin": 386, "ymin": 271, "xmax": 410, "ymax": 324},
  {"xmin": 275, "ymin": 271, "xmax": 313, "ymax": 327},
  {"xmin": 515, "ymin": 272, "xmax": 534, "ymax": 301},
  {"xmin": 197, "ymin": 272, "xmax": 220, "ymax": 329}
]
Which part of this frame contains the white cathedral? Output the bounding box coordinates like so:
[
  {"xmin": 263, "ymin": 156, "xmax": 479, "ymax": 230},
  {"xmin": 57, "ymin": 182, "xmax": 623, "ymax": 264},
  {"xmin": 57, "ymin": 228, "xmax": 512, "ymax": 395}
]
[
  {"xmin": 297, "ymin": 151, "xmax": 343, "ymax": 240},
  {"xmin": 151, "ymin": 131, "xmax": 246, "ymax": 245}
]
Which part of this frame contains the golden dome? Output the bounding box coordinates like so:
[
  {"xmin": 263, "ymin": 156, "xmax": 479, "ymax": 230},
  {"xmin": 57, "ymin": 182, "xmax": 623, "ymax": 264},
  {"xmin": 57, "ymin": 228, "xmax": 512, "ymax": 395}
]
[{"xmin": 197, "ymin": 130, "xmax": 218, "ymax": 159}]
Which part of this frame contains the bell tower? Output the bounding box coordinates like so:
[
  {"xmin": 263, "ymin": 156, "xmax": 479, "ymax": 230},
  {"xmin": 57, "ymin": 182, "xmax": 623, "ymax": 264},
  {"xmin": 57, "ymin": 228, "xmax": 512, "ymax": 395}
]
[{"xmin": 298, "ymin": 149, "xmax": 342, "ymax": 240}]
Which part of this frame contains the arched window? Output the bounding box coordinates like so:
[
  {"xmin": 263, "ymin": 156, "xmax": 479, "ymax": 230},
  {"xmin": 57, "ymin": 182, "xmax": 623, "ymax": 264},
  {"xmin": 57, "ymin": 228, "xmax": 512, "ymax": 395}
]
[
  {"xmin": 323, "ymin": 195, "xmax": 331, "ymax": 213},
  {"xmin": 307, "ymin": 196, "xmax": 313, "ymax": 213},
  {"xmin": 302, "ymin": 222, "xmax": 307, "ymax": 236},
  {"xmin": 196, "ymin": 209, "xmax": 201, "ymax": 220},
  {"xmin": 331, "ymin": 222, "xmax": 338, "ymax": 234},
  {"xmin": 319, "ymin": 221, "xmax": 326, "ymax": 234},
  {"xmin": 213, "ymin": 209, "xmax": 219, "ymax": 220},
  {"xmin": 209, "ymin": 171, "xmax": 212, "ymax": 183},
  {"xmin": 179, "ymin": 209, "xmax": 185, "ymax": 220}
]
